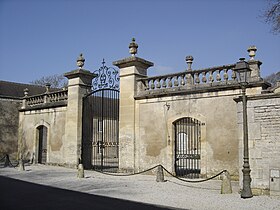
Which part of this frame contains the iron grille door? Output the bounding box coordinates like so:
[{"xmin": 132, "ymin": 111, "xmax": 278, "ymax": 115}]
[{"xmin": 174, "ymin": 117, "xmax": 201, "ymax": 178}]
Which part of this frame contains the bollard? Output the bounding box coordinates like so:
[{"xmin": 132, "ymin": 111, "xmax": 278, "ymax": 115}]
[
  {"xmin": 156, "ymin": 165, "xmax": 165, "ymax": 182},
  {"xmin": 18, "ymin": 159, "xmax": 25, "ymax": 171},
  {"xmin": 77, "ymin": 163, "xmax": 84, "ymax": 178},
  {"xmin": 4, "ymin": 154, "xmax": 10, "ymax": 167},
  {"xmin": 221, "ymin": 170, "xmax": 232, "ymax": 194}
]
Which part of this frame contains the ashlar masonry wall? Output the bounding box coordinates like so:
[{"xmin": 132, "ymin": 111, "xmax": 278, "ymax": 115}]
[
  {"xmin": 237, "ymin": 93, "xmax": 280, "ymax": 195},
  {"xmin": 114, "ymin": 53, "xmax": 266, "ymax": 180},
  {"xmin": 18, "ymin": 106, "xmax": 67, "ymax": 164},
  {"xmin": 135, "ymin": 90, "xmax": 242, "ymax": 178}
]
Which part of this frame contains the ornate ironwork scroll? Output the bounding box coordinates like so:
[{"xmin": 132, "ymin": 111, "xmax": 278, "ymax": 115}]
[{"xmin": 92, "ymin": 59, "xmax": 119, "ymax": 91}]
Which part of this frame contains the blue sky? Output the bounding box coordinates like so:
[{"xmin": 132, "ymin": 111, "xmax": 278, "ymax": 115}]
[{"xmin": 0, "ymin": 0, "xmax": 279, "ymax": 84}]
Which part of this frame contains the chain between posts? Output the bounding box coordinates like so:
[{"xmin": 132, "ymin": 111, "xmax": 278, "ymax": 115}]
[
  {"xmin": 0, "ymin": 154, "xmax": 19, "ymax": 168},
  {"xmin": 0, "ymin": 155, "xmax": 6, "ymax": 162},
  {"xmin": 92, "ymin": 164, "xmax": 227, "ymax": 183}
]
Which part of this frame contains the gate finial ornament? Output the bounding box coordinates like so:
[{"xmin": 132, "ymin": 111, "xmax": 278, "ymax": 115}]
[
  {"xmin": 77, "ymin": 53, "xmax": 85, "ymax": 69},
  {"xmin": 247, "ymin": 46, "xmax": 257, "ymax": 60},
  {"xmin": 129, "ymin": 38, "xmax": 138, "ymax": 56}
]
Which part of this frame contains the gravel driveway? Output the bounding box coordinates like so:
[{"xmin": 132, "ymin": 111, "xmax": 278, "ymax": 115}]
[{"xmin": 0, "ymin": 165, "xmax": 279, "ymax": 210}]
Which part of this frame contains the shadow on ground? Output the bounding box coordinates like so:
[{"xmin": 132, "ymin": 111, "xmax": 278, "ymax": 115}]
[{"xmin": 0, "ymin": 176, "xmax": 174, "ymax": 210}]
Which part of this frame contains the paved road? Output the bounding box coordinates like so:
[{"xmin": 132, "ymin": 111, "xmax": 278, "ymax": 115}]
[{"xmin": 0, "ymin": 176, "xmax": 174, "ymax": 210}]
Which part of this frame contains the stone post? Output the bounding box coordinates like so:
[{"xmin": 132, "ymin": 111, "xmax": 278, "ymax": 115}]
[
  {"xmin": 21, "ymin": 88, "xmax": 29, "ymax": 109},
  {"xmin": 113, "ymin": 39, "xmax": 153, "ymax": 172},
  {"xmin": 156, "ymin": 165, "xmax": 165, "ymax": 182},
  {"xmin": 247, "ymin": 46, "xmax": 262, "ymax": 82},
  {"xmin": 63, "ymin": 54, "xmax": 95, "ymax": 167},
  {"xmin": 18, "ymin": 158, "xmax": 25, "ymax": 171},
  {"xmin": 221, "ymin": 170, "xmax": 232, "ymax": 194}
]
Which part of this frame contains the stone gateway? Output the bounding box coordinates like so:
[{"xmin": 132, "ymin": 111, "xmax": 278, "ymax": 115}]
[{"xmin": 0, "ymin": 40, "xmax": 279, "ymax": 195}]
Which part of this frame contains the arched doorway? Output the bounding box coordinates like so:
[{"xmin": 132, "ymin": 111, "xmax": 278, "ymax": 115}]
[
  {"xmin": 37, "ymin": 125, "xmax": 48, "ymax": 164},
  {"xmin": 174, "ymin": 117, "xmax": 201, "ymax": 178}
]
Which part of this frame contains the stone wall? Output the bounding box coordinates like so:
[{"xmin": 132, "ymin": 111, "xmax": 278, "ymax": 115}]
[
  {"xmin": 134, "ymin": 89, "xmax": 266, "ymax": 179},
  {"xmin": 0, "ymin": 98, "xmax": 21, "ymax": 158},
  {"xmin": 237, "ymin": 93, "xmax": 280, "ymax": 195},
  {"xmin": 114, "ymin": 51, "xmax": 267, "ymax": 180},
  {"xmin": 18, "ymin": 106, "xmax": 67, "ymax": 164}
]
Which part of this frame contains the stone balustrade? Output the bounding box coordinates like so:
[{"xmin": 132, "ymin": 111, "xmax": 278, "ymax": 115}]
[
  {"xmin": 138, "ymin": 64, "xmax": 237, "ymax": 92},
  {"xmin": 22, "ymin": 89, "xmax": 68, "ymax": 109}
]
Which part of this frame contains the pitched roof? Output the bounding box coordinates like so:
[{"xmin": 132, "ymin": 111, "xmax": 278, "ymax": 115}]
[{"xmin": 0, "ymin": 80, "xmax": 52, "ymax": 99}]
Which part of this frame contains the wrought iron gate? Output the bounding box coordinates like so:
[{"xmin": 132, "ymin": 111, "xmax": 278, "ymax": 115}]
[
  {"xmin": 82, "ymin": 60, "xmax": 119, "ymax": 172},
  {"xmin": 174, "ymin": 117, "xmax": 201, "ymax": 178}
]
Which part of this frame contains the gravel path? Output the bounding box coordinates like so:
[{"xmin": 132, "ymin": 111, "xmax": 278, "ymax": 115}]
[{"xmin": 0, "ymin": 165, "xmax": 279, "ymax": 210}]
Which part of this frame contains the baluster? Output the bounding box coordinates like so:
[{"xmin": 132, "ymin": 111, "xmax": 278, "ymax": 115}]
[
  {"xmin": 181, "ymin": 74, "xmax": 185, "ymax": 86},
  {"xmin": 216, "ymin": 70, "xmax": 221, "ymax": 81},
  {"xmin": 156, "ymin": 78, "xmax": 161, "ymax": 89},
  {"xmin": 150, "ymin": 79, "xmax": 155, "ymax": 89},
  {"xmin": 162, "ymin": 78, "xmax": 167, "ymax": 88},
  {"xmin": 202, "ymin": 72, "xmax": 207, "ymax": 83},
  {"xmin": 223, "ymin": 69, "xmax": 228, "ymax": 82},
  {"xmin": 195, "ymin": 73, "xmax": 200, "ymax": 84},
  {"xmin": 44, "ymin": 95, "xmax": 47, "ymax": 103},
  {"xmin": 232, "ymin": 70, "xmax": 237, "ymax": 81},
  {"xmin": 174, "ymin": 76, "xmax": 179, "ymax": 86},
  {"xmin": 145, "ymin": 80, "xmax": 149, "ymax": 90},
  {"xmin": 168, "ymin": 77, "xmax": 172, "ymax": 88},
  {"xmin": 209, "ymin": 71, "xmax": 214, "ymax": 83},
  {"xmin": 186, "ymin": 72, "xmax": 193, "ymax": 87}
]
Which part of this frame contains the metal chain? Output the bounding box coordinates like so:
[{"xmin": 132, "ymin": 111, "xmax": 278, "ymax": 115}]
[
  {"xmin": 92, "ymin": 164, "xmax": 226, "ymax": 183},
  {"xmin": 0, "ymin": 154, "xmax": 19, "ymax": 168},
  {"xmin": 161, "ymin": 165, "xmax": 227, "ymax": 183},
  {"xmin": 0, "ymin": 154, "xmax": 6, "ymax": 162},
  {"xmin": 93, "ymin": 165, "xmax": 160, "ymax": 176}
]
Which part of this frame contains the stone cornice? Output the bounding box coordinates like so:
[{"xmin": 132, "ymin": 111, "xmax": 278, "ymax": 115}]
[
  {"xmin": 234, "ymin": 92, "xmax": 280, "ymax": 102},
  {"xmin": 19, "ymin": 100, "xmax": 67, "ymax": 111},
  {"xmin": 113, "ymin": 56, "xmax": 154, "ymax": 69},
  {"xmin": 64, "ymin": 69, "xmax": 96, "ymax": 80},
  {"xmin": 135, "ymin": 81, "xmax": 269, "ymax": 100}
]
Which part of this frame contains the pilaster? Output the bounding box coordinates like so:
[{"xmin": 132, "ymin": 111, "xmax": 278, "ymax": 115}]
[
  {"xmin": 63, "ymin": 54, "xmax": 95, "ymax": 167},
  {"xmin": 113, "ymin": 42, "xmax": 153, "ymax": 171}
]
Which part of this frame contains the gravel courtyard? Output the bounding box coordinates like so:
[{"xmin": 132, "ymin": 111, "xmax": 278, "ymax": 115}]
[{"xmin": 0, "ymin": 165, "xmax": 279, "ymax": 210}]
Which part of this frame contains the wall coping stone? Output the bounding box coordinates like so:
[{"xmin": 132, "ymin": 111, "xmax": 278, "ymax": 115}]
[
  {"xmin": 136, "ymin": 81, "xmax": 269, "ymax": 100},
  {"xmin": 64, "ymin": 68, "xmax": 96, "ymax": 80},
  {"xmin": 19, "ymin": 100, "xmax": 67, "ymax": 111},
  {"xmin": 234, "ymin": 92, "xmax": 280, "ymax": 102},
  {"xmin": 113, "ymin": 56, "xmax": 154, "ymax": 69}
]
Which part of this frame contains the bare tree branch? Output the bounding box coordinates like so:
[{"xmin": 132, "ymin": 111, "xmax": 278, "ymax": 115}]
[
  {"xmin": 30, "ymin": 74, "xmax": 67, "ymax": 88},
  {"xmin": 262, "ymin": 0, "xmax": 280, "ymax": 34}
]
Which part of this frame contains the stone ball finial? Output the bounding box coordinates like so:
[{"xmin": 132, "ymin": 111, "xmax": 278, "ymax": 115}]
[
  {"xmin": 23, "ymin": 88, "xmax": 29, "ymax": 97},
  {"xmin": 129, "ymin": 38, "xmax": 138, "ymax": 56},
  {"xmin": 77, "ymin": 53, "xmax": 85, "ymax": 68},
  {"xmin": 186, "ymin": 55, "xmax": 194, "ymax": 70},
  {"xmin": 247, "ymin": 46, "xmax": 257, "ymax": 60}
]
